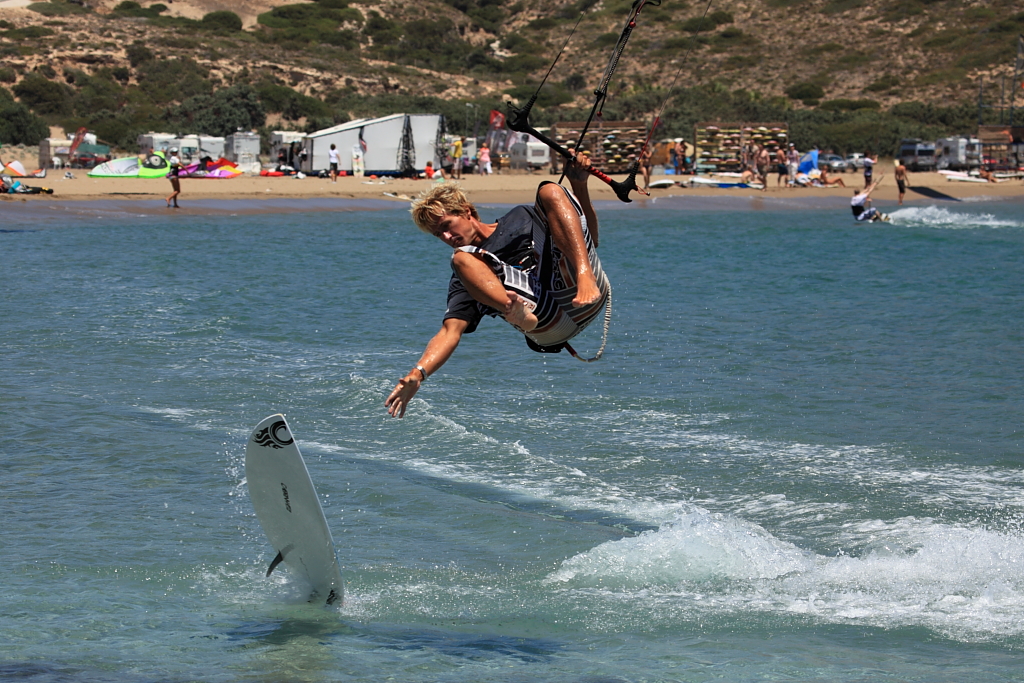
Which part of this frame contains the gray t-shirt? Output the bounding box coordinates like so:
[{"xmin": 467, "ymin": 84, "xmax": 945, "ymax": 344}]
[{"xmin": 443, "ymin": 205, "xmax": 541, "ymax": 334}]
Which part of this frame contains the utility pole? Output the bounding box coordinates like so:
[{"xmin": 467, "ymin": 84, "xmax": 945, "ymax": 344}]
[{"xmin": 1010, "ymin": 35, "xmax": 1024, "ymax": 127}]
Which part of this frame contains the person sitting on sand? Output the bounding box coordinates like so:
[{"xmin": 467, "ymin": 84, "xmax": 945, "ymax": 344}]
[
  {"xmin": 820, "ymin": 167, "xmax": 846, "ymax": 187},
  {"xmin": 741, "ymin": 167, "xmax": 757, "ymax": 184},
  {"xmin": 385, "ymin": 153, "xmax": 610, "ymax": 418},
  {"xmin": 423, "ymin": 161, "xmax": 444, "ymax": 180},
  {"xmin": 978, "ymin": 168, "xmax": 997, "ymax": 183},
  {"xmin": 851, "ymin": 173, "xmax": 885, "ymax": 222}
]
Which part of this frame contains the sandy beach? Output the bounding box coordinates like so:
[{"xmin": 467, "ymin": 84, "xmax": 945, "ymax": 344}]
[{"xmin": 3, "ymin": 167, "xmax": 1022, "ymax": 208}]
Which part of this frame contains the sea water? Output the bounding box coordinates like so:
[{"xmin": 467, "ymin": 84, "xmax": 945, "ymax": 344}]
[{"xmin": 2, "ymin": 193, "xmax": 1023, "ymax": 682}]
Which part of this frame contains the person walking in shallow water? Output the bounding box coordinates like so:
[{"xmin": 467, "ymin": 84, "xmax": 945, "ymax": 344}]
[{"xmin": 165, "ymin": 147, "xmax": 181, "ymax": 208}]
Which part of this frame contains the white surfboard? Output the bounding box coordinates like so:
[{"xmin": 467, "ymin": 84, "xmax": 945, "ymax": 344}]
[
  {"xmin": 245, "ymin": 414, "xmax": 344, "ymax": 606},
  {"xmin": 649, "ymin": 178, "xmax": 677, "ymax": 189}
]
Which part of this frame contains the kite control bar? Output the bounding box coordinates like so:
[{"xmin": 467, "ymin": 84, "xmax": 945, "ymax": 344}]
[{"xmin": 506, "ymin": 104, "xmax": 641, "ymax": 204}]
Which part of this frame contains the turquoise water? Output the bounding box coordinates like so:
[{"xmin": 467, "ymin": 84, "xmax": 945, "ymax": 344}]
[{"xmin": 3, "ymin": 194, "xmax": 1024, "ymax": 682}]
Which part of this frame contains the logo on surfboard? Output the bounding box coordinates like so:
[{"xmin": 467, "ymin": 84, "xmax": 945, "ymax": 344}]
[{"xmin": 253, "ymin": 420, "xmax": 294, "ymax": 449}]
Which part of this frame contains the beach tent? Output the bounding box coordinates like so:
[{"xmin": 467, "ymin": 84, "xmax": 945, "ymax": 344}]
[
  {"xmin": 302, "ymin": 118, "xmax": 369, "ymax": 174},
  {"xmin": 797, "ymin": 149, "xmax": 819, "ymax": 175},
  {"xmin": 408, "ymin": 114, "xmax": 446, "ymax": 169},
  {"xmin": 303, "ymin": 114, "xmax": 445, "ymax": 176},
  {"xmin": 3, "ymin": 160, "xmax": 27, "ymax": 177},
  {"xmin": 88, "ymin": 157, "xmax": 140, "ymax": 178}
]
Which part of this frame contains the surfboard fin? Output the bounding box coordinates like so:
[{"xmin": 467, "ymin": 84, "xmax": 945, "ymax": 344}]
[{"xmin": 266, "ymin": 550, "xmax": 285, "ymax": 577}]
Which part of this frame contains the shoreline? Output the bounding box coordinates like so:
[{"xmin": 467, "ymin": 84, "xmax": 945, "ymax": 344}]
[{"xmin": 3, "ymin": 170, "xmax": 1021, "ymax": 213}]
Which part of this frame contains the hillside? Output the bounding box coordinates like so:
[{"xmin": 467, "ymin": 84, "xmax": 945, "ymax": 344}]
[{"xmin": 1, "ymin": 0, "xmax": 1022, "ymax": 152}]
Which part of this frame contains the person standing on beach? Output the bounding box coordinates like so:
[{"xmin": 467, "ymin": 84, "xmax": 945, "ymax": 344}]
[
  {"xmin": 894, "ymin": 160, "xmax": 910, "ymax": 204},
  {"xmin": 451, "ymin": 137, "xmax": 464, "ymax": 179},
  {"xmin": 862, "ymin": 151, "xmax": 878, "ymax": 189},
  {"xmin": 775, "ymin": 147, "xmax": 787, "ymax": 187},
  {"xmin": 478, "ymin": 144, "xmax": 492, "ymax": 175},
  {"xmin": 786, "ymin": 144, "xmax": 799, "ymax": 186},
  {"xmin": 385, "ymin": 154, "xmax": 610, "ymax": 418},
  {"xmin": 328, "ymin": 144, "xmax": 340, "ymax": 183},
  {"xmin": 755, "ymin": 145, "xmax": 770, "ymax": 190},
  {"xmin": 640, "ymin": 146, "xmax": 653, "ymax": 192},
  {"xmin": 165, "ymin": 147, "xmax": 181, "ymax": 208}
]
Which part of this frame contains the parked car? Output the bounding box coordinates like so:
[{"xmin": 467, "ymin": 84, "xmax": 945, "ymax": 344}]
[
  {"xmin": 844, "ymin": 153, "xmax": 865, "ymax": 170},
  {"xmin": 818, "ymin": 154, "xmax": 848, "ymax": 172}
]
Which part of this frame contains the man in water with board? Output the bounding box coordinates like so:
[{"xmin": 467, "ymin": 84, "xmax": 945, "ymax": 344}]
[
  {"xmin": 385, "ymin": 153, "xmax": 610, "ymax": 418},
  {"xmin": 850, "ymin": 172, "xmax": 887, "ymax": 222}
]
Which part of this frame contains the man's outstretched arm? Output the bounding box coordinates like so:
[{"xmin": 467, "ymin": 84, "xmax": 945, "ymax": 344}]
[{"xmin": 385, "ymin": 317, "xmax": 468, "ymax": 418}]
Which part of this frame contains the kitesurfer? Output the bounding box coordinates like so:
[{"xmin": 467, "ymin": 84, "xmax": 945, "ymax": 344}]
[
  {"xmin": 851, "ymin": 172, "xmax": 885, "ymax": 222},
  {"xmin": 385, "ymin": 153, "xmax": 609, "ymax": 418}
]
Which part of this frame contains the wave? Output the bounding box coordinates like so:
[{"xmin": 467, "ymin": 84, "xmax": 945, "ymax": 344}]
[
  {"xmin": 547, "ymin": 512, "xmax": 1024, "ymax": 641},
  {"xmin": 888, "ymin": 206, "xmax": 1023, "ymax": 229}
]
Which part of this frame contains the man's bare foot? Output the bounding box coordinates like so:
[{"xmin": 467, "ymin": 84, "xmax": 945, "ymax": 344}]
[
  {"xmin": 572, "ymin": 275, "xmax": 602, "ymax": 308},
  {"xmin": 505, "ymin": 290, "xmax": 538, "ymax": 332}
]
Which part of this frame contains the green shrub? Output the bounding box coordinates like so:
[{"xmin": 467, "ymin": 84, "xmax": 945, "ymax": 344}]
[
  {"xmin": 136, "ymin": 57, "xmax": 211, "ymax": 105},
  {"xmin": 201, "ymin": 11, "xmax": 243, "ymax": 32},
  {"xmin": 864, "ymin": 74, "xmax": 899, "ymax": 92},
  {"xmin": 3, "ymin": 25, "xmax": 56, "ymax": 40},
  {"xmin": 785, "ymin": 82, "xmax": 825, "ymax": 101},
  {"xmin": 126, "ymin": 41, "xmax": 155, "ymax": 67},
  {"xmin": 364, "ymin": 11, "xmax": 401, "ymax": 46},
  {"xmin": 166, "ymin": 84, "xmax": 266, "ymax": 136},
  {"xmin": 0, "ymin": 98, "xmax": 50, "ymax": 145},
  {"xmin": 0, "ymin": 67, "xmax": 16, "ymax": 83},
  {"xmin": 13, "ymin": 73, "xmax": 74, "ymax": 115},
  {"xmin": 679, "ymin": 10, "xmax": 733, "ymax": 33},
  {"xmin": 525, "ymin": 17, "xmax": 557, "ymax": 30},
  {"xmin": 255, "ymin": 81, "xmax": 330, "ymax": 119},
  {"xmin": 504, "ymin": 82, "xmax": 573, "ymax": 108},
  {"xmin": 501, "ymin": 54, "xmax": 548, "ymax": 73},
  {"xmin": 110, "ymin": 66, "xmax": 131, "ymax": 83},
  {"xmin": 27, "ymin": 1, "xmax": 89, "ymax": 16},
  {"xmin": 819, "ymin": 98, "xmax": 881, "ymax": 111},
  {"xmin": 564, "ymin": 73, "xmax": 587, "ymax": 92},
  {"xmin": 112, "ymin": 1, "xmax": 166, "ymax": 19}
]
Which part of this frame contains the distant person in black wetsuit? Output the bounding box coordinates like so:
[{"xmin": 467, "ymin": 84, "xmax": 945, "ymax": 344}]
[{"xmin": 385, "ymin": 153, "xmax": 610, "ymax": 418}]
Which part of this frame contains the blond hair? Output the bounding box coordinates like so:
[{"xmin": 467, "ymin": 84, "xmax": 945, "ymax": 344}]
[{"xmin": 410, "ymin": 181, "xmax": 479, "ymax": 235}]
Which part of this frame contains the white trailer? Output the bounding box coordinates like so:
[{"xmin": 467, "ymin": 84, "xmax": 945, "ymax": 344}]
[
  {"xmin": 136, "ymin": 132, "xmax": 177, "ymax": 154},
  {"xmin": 225, "ymin": 131, "xmax": 261, "ymax": 173},
  {"xmin": 270, "ymin": 131, "xmax": 306, "ymax": 169},
  {"xmin": 508, "ymin": 132, "xmax": 550, "ymax": 170},
  {"xmin": 304, "ymin": 114, "xmax": 446, "ymax": 176},
  {"xmin": 936, "ymin": 136, "xmax": 981, "ymax": 171}
]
